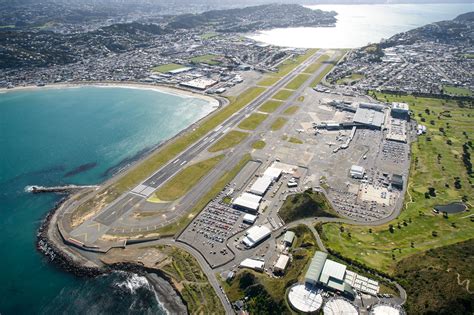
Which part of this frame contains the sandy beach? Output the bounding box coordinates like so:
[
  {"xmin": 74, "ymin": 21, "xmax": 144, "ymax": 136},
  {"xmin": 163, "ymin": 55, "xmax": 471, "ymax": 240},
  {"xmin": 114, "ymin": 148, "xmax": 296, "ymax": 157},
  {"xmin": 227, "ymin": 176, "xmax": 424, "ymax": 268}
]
[{"xmin": 0, "ymin": 81, "xmax": 220, "ymax": 108}]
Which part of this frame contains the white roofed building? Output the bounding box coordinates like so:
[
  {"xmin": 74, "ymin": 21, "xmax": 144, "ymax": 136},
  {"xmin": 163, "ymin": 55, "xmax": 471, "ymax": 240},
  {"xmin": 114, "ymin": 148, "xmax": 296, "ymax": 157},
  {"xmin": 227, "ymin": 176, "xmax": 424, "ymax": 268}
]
[
  {"xmin": 232, "ymin": 192, "xmax": 262, "ymax": 213},
  {"xmin": 350, "ymin": 165, "xmax": 365, "ymax": 179},
  {"xmin": 274, "ymin": 254, "xmax": 290, "ymax": 273},
  {"xmin": 242, "ymin": 225, "xmax": 271, "ymax": 248},
  {"xmin": 239, "ymin": 258, "xmax": 264, "ymax": 271},
  {"xmin": 249, "ymin": 176, "xmax": 273, "ymax": 196}
]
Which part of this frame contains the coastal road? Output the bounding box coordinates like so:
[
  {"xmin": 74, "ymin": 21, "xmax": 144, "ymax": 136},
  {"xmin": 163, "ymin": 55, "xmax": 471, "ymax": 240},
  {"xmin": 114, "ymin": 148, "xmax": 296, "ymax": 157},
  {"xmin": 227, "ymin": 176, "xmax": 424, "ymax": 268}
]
[
  {"xmin": 129, "ymin": 238, "xmax": 235, "ymax": 314},
  {"xmin": 69, "ymin": 49, "xmax": 329, "ymax": 244}
]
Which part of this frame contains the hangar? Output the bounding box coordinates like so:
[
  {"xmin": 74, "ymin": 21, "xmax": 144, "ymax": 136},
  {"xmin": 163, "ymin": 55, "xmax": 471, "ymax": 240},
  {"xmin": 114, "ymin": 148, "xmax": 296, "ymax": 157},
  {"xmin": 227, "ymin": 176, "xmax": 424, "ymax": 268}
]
[
  {"xmin": 242, "ymin": 225, "xmax": 271, "ymax": 248},
  {"xmin": 232, "ymin": 192, "xmax": 262, "ymax": 213}
]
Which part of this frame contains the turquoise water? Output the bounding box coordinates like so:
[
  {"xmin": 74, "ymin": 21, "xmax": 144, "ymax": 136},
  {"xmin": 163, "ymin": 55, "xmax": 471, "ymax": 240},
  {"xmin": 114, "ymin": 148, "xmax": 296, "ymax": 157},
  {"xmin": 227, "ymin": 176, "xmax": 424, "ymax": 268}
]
[
  {"xmin": 249, "ymin": 3, "xmax": 474, "ymax": 48},
  {"xmin": 0, "ymin": 86, "xmax": 215, "ymax": 314}
]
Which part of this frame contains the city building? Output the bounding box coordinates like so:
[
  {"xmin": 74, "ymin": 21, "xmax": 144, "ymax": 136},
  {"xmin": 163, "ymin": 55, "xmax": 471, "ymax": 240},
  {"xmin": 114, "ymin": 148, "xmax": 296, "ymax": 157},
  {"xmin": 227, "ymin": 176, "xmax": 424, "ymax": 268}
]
[
  {"xmin": 273, "ymin": 254, "xmax": 290, "ymax": 273},
  {"xmin": 353, "ymin": 107, "xmax": 385, "ymax": 129},
  {"xmin": 232, "ymin": 192, "xmax": 262, "ymax": 213},
  {"xmin": 350, "ymin": 165, "xmax": 365, "ymax": 179},
  {"xmin": 304, "ymin": 251, "xmax": 379, "ymax": 297},
  {"xmin": 283, "ymin": 231, "xmax": 295, "ymax": 246},
  {"xmin": 391, "ymin": 174, "xmax": 404, "ymax": 190},
  {"xmin": 249, "ymin": 176, "xmax": 273, "ymax": 196},
  {"xmin": 391, "ymin": 102, "xmax": 410, "ymax": 120},
  {"xmin": 242, "ymin": 213, "xmax": 257, "ymax": 224},
  {"xmin": 239, "ymin": 258, "xmax": 265, "ymax": 271},
  {"xmin": 242, "ymin": 225, "xmax": 271, "ymax": 248},
  {"xmin": 179, "ymin": 77, "xmax": 217, "ymax": 90}
]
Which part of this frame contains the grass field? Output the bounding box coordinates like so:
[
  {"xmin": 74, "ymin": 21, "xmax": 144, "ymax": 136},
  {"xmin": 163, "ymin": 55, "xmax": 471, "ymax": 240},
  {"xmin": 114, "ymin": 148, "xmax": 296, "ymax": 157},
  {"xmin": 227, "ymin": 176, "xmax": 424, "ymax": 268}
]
[
  {"xmin": 394, "ymin": 239, "xmax": 474, "ymax": 314},
  {"xmin": 256, "ymin": 49, "xmax": 317, "ymax": 88},
  {"xmin": 0, "ymin": 25, "xmax": 15, "ymax": 29},
  {"xmin": 442, "ymin": 85, "xmax": 473, "ymax": 97},
  {"xmin": 251, "ymin": 140, "xmax": 266, "ymax": 150},
  {"xmin": 309, "ymin": 53, "xmax": 346, "ymax": 87},
  {"xmin": 288, "ymin": 137, "xmax": 304, "ymax": 144},
  {"xmin": 238, "ymin": 113, "xmax": 268, "ymax": 130},
  {"xmin": 190, "ymin": 54, "xmax": 220, "ymax": 65},
  {"xmin": 321, "ymin": 93, "xmax": 474, "ymax": 274},
  {"xmin": 151, "ymin": 63, "xmax": 184, "ymax": 73},
  {"xmin": 336, "ymin": 73, "xmax": 364, "ymax": 85},
  {"xmin": 275, "ymin": 49, "xmax": 318, "ymax": 77},
  {"xmin": 208, "ymin": 131, "xmax": 248, "ymax": 152},
  {"xmin": 201, "ymin": 32, "xmax": 219, "ymax": 39},
  {"xmin": 154, "ymin": 155, "xmax": 224, "ymax": 201},
  {"xmin": 258, "ymin": 100, "xmax": 283, "ymax": 113},
  {"xmin": 257, "ymin": 76, "xmax": 280, "ymax": 87},
  {"xmin": 282, "ymin": 106, "xmax": 299, "ymax": 115},
  {"xmin": 270, "ymin": 117, "xmax": 287, "ymax": 131},
  {"xmin": 279, "ymin": 190, "xmax": 336, "ymax": 223},
  {"xmin": 284, "ymin": 74, "xmax": 311, "ymax": 90},
  {"xmin": 155, "ymin": 154, "xmax": 252, "ymax": 236},
  {"xmin": 221, "ymin": 225, "xmax": 317, "ymax": 313},
  {"xmin": 272, "ymin": 89, "xmax": 293, "ymax": 101},
  {"xmin": 71, "ymin": 87, "xmax": 265, "ymax": 226},
  {"xmin": 158, "ymin": 245, "xmax": 224, "ymax": 314}
]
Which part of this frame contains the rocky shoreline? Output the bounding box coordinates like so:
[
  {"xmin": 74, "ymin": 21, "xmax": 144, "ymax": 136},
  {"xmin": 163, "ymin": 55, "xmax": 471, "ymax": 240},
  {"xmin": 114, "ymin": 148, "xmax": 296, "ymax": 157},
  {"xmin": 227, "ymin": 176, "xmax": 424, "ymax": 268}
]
[{"xmin": 36, "ymin": 197, "xmax": 188, "ymax": 314}]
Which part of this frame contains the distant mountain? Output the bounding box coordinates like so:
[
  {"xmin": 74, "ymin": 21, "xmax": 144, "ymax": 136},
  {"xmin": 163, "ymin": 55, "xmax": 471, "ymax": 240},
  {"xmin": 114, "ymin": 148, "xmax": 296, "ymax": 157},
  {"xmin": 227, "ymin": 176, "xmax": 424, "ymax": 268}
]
[{"xmin": 381, "ymin": 11, "xmax": 474, "ymax": 47}]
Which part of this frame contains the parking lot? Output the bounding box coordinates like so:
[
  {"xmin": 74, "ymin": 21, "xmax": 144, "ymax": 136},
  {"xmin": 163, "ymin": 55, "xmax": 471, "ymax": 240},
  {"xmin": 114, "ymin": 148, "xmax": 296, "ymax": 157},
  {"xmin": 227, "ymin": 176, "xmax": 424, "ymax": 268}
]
[{"xmin": 178, "ymin": 201, "xmax": 252, "ymax": 267}]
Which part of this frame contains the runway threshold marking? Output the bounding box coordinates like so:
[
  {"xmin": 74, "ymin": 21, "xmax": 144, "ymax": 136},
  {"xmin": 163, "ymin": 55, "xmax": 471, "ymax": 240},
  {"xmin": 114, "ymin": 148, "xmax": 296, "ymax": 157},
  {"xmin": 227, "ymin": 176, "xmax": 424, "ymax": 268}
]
[
  {"xmin": 87, "ymin": 222, "xmax": 101, "ymax": 232},
  {"xmin": 76, "ymin": 233, "xmax": 88, "ymax": 242}
]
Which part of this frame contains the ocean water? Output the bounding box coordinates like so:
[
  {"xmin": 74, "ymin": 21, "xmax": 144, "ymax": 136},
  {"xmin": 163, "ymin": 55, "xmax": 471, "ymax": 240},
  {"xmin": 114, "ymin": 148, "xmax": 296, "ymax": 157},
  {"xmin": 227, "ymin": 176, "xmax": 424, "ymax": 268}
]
[
  {"xmin": 248, "ymin": 3, "xmax": 474, "ymax": 48},
  {"xmin": 0, "ymin": 86, "xmax": 215, "ymax": 314}
]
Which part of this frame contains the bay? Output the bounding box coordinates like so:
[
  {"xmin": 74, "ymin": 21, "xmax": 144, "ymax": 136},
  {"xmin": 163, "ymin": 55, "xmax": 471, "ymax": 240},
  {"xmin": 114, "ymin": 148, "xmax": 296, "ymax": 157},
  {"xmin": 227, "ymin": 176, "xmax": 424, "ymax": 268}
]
[
  {"xmin": 248, "ymin": 3, "xmax": 474, "ymax": 48},
  {"xmin": 0, "ymin": 86, "xmax": 216, "ymax": 314}
]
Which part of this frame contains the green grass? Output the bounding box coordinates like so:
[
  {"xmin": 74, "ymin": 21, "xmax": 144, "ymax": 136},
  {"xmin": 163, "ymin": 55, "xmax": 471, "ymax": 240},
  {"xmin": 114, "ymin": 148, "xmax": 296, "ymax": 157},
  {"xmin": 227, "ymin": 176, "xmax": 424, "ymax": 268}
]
[
  {"xmin": 288, "ymin": 137, "xmax": 304, "ymax": 144},
  {"xmin": 158, "ymin": 245, "xmax": 224, "ymax": 314},
  {"xmin": 190, "ymin": 54, "xmax": 220, "ymax": 65},
  {"xmin": 201, "ymin": 32, "xmax": 219, "ymax": 39},
  {"xmin": 336, "ymin": 73, "xmax": 364, "ymax": 85},
  {"xmin": 151, "ymin": 63, "xmax": 185, "ymax": 73},
  {"xmin": 71, "ymin": 87, "xmax": 265, "ymax": 225},
  {"xmin": 257, "ymin": 76, "xmax": 280, "ymax": 87},
  {"xmin": 238, "ymin": 113, "xmax": 268, "ymax": 130},
  {"xmin": 284, "ymin": 74, "xmax": 311, "ymax": 90},
  {"xmin": 321, "ymin": 93, "xmax": 474, "ymax": 274},
  {"xmin": 208, "ymin": 130, "xmax": 249, "ymax": 152},
  {"xmin": 308, "ymin": 53, "xmax": 345, "ymax": 87},
  {"xmin": 275, "ymin": 49, "xmax": 318, "ymax": 77},
  {"xmin": 279, "ymin": 190, "xmax": 336, "ymax": 223},
  {"xmin": 155, "ymin": 154, "xmax": 252, "ymax": 236},
  {"xmin": 270, "ymin": 117, "xmax": 287, "ymax": 131},
  {"xmin": 394, "ymin": 239, "xmax": 474, "ymax": 315},
  {"xmin": 258, "ymin": 100, "xmax": 283, "ymax": 113},
  {"xmin": 221, "ymin": 225, "xmax": 317, "ymax": 313},
  {"xmin": 443, "ymin": 85, "xmax": 472, "ymax": 97},
  {"xmin": 251, "ymin": 140, "xmax": 266, "ymax": 150},
  {"xmin": 272, "ymin": 89, "xmax": 293, "ymax": 101},
  {"xmin": 154, "ymin": 155, "xmax": 224, "ymax": 201},
  {"xmin": 282, "ymin": 106, "xmax": 299, "ymax": 115}
]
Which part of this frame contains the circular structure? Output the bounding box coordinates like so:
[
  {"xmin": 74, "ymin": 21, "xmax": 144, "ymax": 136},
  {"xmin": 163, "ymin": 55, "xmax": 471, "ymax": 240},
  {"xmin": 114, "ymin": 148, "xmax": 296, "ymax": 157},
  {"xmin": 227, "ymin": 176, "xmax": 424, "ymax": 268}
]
[
  {"xmin": 288, "ymin": 284, "xmax": 323, "ymax": 313},
  {"xmin": 370, "ymin": 304, "xmax": 406, "ymax": 315},
  {"xmin": 323, "ymin": 297, "xmax": 358, "ymax": 315}
]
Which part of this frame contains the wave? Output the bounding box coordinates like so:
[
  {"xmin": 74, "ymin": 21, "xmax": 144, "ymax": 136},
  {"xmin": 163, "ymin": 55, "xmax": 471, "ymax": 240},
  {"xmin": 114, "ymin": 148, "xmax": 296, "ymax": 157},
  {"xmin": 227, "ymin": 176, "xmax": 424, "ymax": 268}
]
[
  {"xmin": 39, "ymin": 271, "xmax": 168, "ymax": 315},
  {"xmin": 114, "ymin": 272, "xmax": 151, "ymax": 294}
]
